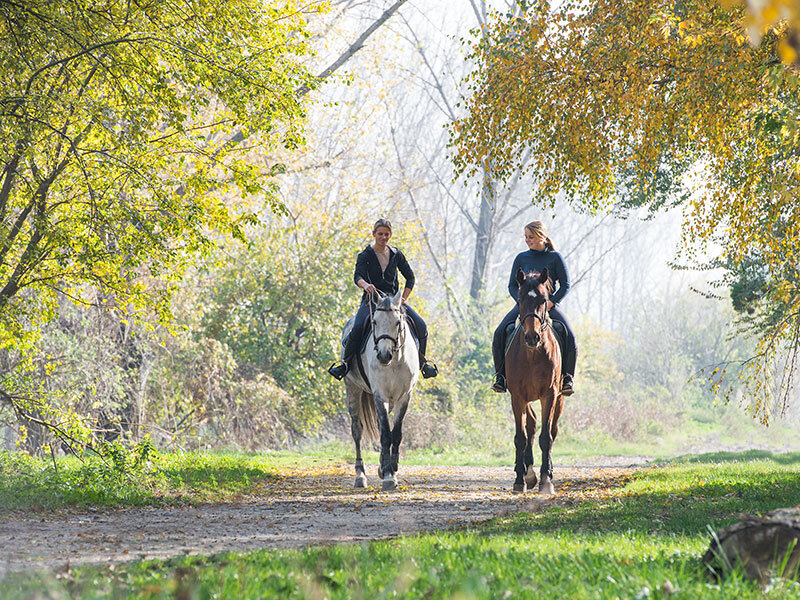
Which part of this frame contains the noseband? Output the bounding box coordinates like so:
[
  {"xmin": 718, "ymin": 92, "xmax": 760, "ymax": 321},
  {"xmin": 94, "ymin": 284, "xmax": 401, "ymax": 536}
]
[
  {"xmin": 520, "ymin": 310, "xmax": 550, "ymax": 334},
  {"xmin": 371, "ymin": 305, "xmax": 406, "ymax": 353}
]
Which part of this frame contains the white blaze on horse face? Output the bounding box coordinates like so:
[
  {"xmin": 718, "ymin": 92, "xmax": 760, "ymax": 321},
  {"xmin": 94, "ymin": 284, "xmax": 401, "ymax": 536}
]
[
  {"xmin": 373, "ymin": 299, "xmax": 400, "ymax": 365},
  {"xmin": 528, "ymin": 290, "xmax": 537, "ymax": 298}
]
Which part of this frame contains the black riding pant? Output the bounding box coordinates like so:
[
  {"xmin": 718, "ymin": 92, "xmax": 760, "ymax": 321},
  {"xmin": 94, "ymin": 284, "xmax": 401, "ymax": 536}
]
[
  {"xmin": 342, "ymin": 298, "xmax": 428, "ymax": 364},
  {"xmin": 492, "ymin": 304, "xmax": 577, "ymax": 378}
]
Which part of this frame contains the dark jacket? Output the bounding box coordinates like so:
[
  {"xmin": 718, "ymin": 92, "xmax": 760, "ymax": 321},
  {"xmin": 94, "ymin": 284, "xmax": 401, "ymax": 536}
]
[
  {"xmin": 354, "ymin": 245, "xmax": 415, "ymax": 300},
  {"xmin": 507, "ymin": 248, "xmax": 570, "ymax": 305}
]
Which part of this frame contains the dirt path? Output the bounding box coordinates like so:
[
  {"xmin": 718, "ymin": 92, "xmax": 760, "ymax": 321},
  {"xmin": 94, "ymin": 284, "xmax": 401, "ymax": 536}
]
[{"xmin": 0, "ymin": 461, "xmax": 644, "ymax": 577}]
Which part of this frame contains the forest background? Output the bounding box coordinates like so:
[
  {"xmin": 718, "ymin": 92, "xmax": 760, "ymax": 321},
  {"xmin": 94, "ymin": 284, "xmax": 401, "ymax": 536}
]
[{"xmin": 2, "ymin": 0, "xmax": 799, "ymax": 465}]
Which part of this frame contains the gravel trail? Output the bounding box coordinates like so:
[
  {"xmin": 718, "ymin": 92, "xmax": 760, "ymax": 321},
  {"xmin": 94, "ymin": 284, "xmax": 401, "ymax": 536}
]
[{"xmin": 0, "ymin": 461, "xmax": 645, "ymax": 577}]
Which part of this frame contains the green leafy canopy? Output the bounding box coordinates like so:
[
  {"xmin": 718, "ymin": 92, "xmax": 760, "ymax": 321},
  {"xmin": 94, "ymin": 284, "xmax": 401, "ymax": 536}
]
[{"xmin": 0, "ymin": 0, "xmax": 324, "ymax": 349}]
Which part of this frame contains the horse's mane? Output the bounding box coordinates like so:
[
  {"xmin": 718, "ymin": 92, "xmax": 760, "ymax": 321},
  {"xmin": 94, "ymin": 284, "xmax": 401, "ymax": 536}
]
[
  {"xmin": 520, "ymin": 270, "xmax": 554, "ymax": 297},
  {"xmin": 377, "ymin": 296, "xmax": 405, "ymax": 313}
]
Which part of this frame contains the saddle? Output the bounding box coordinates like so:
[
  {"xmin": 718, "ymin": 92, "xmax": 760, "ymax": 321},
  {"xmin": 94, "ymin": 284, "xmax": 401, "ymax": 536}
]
[
  {"xmin": 504, "ymin": 318, "xmax": 566, "ymax": 358},
  {"xmin": 340, "ymin": 311, "xmax": 422, "ymax": 388}
]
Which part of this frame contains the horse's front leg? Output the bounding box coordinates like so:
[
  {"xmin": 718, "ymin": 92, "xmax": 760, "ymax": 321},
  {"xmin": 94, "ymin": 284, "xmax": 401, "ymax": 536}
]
[
  {"xmin": 372, "ymin": 393, "xmax": 395, "ymax": 491},
  {"xmin": 347, "ymin": 387, "xmax": 368, "ymax": 488},
  {"xmin": 538, "ymin": 388, "xmax": 557, "ymax": 495},
  {"xmin": 512, "ymin": 397, "xmax": 528, "ymax": 493},
  {"xmin": 389, "ymin": 396, "xmax": 410, "ymax": 477},
  {"xmin": 523, "ymin": 402, "xmax": 538, "ymax": 489}
]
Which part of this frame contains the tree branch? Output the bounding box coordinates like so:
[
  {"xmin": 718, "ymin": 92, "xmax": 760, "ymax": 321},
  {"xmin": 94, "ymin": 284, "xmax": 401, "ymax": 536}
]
[
  {"xmin": 297, "ymin": 0, "xmax": 411, "ymax": 95},
  {"xmin": 184, "ymin": 0, "xmax": 411, "ymax": 190}
]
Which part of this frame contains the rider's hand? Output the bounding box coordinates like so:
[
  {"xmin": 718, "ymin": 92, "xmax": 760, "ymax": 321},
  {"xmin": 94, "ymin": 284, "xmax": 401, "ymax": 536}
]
[
  {"xmin": 547, "ymin": 301, "xmax": 554, "ymax": 310},
  {"xmin": 363, "ymin": 283, "xmax": 377, "ymax": 294},
  {"xmin": 401, "ymin": 296, "xmax": 408, "ymax": 305}
]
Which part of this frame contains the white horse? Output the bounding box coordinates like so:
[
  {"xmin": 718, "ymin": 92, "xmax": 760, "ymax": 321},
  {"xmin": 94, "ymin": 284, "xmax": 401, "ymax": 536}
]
[{"xmin": 341, "ymin": 289, "xmax": 419, "ymax": 491}]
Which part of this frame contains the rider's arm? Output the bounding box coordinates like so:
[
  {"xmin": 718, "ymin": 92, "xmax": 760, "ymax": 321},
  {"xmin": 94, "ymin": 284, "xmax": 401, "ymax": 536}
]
[
  {"xmin": 507, "ymin": 254, "xmax": 522, "ymax": 301},
  {"xmin": 550, "ymin": 252, "xmax": 571, "ymax": 306},
  {"xmin": 396, "ymin": 250, "xmax": 415, "ymax": 291},
  {"xmin": 353, "ymin": 250, "xmax": 370, "ymax": 289}
]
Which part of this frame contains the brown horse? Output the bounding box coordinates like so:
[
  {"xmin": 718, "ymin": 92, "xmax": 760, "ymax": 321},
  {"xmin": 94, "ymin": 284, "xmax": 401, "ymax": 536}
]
[{"xmin": 506, "ymin": 267, "xmax": 564, "ymax": 494}]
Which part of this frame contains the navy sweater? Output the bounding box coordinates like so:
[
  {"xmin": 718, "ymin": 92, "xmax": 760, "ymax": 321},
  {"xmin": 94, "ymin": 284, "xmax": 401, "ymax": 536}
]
[
  {"xmin": 353, "ymin": 245, "xmax": 415, "ymax": 300},
  {"xmin": 507, "ymin": 249, "xmax": 570, "ymax": 305}
]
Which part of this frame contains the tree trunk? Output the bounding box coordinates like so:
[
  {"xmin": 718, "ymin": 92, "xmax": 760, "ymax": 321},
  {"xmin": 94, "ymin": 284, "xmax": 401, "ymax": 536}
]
[
  {"xmin": 469, "ymin": 166, "xmax": 495, "ymax": 301},
  {"xmin": 703, "ymin": 507, "xmax": 800, "ymax": 582}
]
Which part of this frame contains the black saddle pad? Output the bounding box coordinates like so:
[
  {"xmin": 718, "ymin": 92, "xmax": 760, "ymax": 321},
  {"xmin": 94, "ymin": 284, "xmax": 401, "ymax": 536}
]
[{"xmin": 504, "ymin": 319, "xmax": 566, "ymax": 357}]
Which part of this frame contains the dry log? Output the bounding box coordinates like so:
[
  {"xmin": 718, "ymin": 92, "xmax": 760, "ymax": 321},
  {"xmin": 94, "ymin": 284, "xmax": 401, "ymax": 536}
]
[{"xmin": 703, "ymin": 507, "xmax": 800, "ymax": 583}]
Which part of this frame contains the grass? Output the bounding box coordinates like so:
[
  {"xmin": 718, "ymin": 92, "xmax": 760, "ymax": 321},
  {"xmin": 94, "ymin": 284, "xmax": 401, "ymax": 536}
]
[
  {"xmin": 0, "ymin": 449, "xmax": 343, "ymax": 511},
  {"xmin": 3, "ymin": 452, "xmax": 800, "ymax": 598}
]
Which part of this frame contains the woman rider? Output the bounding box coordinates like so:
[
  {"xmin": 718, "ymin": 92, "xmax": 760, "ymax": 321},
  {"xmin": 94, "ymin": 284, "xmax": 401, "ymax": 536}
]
[
  {"xmin": 328, "ymin": 218, "xmax": 438, "ymax": 380},
  {"xmin": 492, "ymin": 220, "xmax": 577, "ymax": 395}
]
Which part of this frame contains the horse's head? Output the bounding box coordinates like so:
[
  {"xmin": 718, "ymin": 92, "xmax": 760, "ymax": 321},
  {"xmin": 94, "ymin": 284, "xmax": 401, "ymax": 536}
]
[
  {"xmin": 515, "ymin": 267, "xmax": 553, "ymax": 348},
  {"xmin": 371, "ymin": 289, "xmax": 405, "ymax": 365}
]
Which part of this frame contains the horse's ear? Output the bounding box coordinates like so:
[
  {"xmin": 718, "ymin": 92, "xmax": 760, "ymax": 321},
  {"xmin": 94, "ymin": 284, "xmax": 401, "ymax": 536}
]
[
  {"xmin": 539, "ymin": 268, "xmax": 549, "ymax": 284},
  {"xmin": 392, "ymin": 288, "xmax": 403, "ymax": 305},
  {"xmin": 515, "ymin": 267, "xmax": 525, "ymax": 287}
]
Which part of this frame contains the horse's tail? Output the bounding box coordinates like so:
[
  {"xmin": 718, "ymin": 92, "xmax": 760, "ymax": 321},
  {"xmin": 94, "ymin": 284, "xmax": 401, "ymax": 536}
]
[{"xmin": 358, "ymin": 391, "xmax": 379, "ymax": 444}]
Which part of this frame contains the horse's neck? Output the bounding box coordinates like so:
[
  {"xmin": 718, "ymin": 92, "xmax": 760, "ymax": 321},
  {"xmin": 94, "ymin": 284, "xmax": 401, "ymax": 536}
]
[{"xmin": 538, "ymin": 330, "xmax": 558, "ymax": 357}]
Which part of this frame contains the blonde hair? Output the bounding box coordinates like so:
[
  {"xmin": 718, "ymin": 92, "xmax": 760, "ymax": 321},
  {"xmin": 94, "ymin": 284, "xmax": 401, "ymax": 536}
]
[
  {"xmin": 373, "ymin": 218, "xmax": 392, "ymax": 233},
  {"xmin": 525, "ymin": 220, "xmax": 555, "ymax": 251}
]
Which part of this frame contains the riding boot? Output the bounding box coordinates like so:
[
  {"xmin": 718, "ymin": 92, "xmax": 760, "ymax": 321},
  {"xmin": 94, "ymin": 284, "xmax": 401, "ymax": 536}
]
[
  {"xmin": 328, "ymin": 330, "xmax": 362, "ymax": 380},
  {"xmin": 561, "ymin": 339, "xmax": 577, "ymax": 396},
  {"xmin": 417, "ymin": 335, "xmax": 438, "ymax": 379},
  {"xmin": 328, "ymin": 360, "xmax": 349, "ymax": 380},
  {"xmin": 561, "ymin": 374, "xmax": 574, "ymax": 396},
  {"xmin": 491, "ymin": 326, "xmax": 507, "ymax": 392},
  {"xmin": 492, "ymin": 373, "xmax": 507, "ymax": 393}
]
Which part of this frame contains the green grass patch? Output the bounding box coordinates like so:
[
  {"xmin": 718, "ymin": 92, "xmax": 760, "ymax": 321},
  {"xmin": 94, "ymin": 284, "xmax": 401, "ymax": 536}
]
[
  {"xmin": 0, "ymin": 448, "xmax": 331, "ymax": 511},
  {"xmin": 4, "ymin": 452, "xmax": 800, "ymax": 598}
]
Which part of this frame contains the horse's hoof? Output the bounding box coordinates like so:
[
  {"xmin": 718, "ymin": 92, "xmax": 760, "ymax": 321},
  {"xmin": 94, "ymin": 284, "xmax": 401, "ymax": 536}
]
[
  {"xmin": 354, "ymin": 474, "xmax": 367, "ymax": 488},
  {"xmin": 524, "ymin": 465, "xmax": 538, "ymax": 488},
  {"xmin": 539, "ymin": 480, "xmax": 554, "ymax": 495},
  {"xmin": 382, "ymin": 476, "xmax": 397, "ymax": 491},
  {"xmin": 513, "ymin": 482, "xmax": 526, "ymax": 494}
]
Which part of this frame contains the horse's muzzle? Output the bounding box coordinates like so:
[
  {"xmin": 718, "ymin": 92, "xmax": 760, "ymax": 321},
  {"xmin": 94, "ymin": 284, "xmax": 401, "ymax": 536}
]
[
  {"xmin": 524, "ymin": 332, "xmax": 540, "ymax": 348},
  {"xmin": 377, "ymin": 350, "xmax": 393, "ymax": 365}
]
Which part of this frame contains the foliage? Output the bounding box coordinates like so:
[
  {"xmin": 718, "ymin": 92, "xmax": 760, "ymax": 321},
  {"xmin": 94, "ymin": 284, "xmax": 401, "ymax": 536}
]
[
  {"xmin": 5, "ymin": 452, "xmax": 800, "ymax": 598},
  {"xmin": 0, "ymin": 0, "xmax": 325, "ymax": 445},
  {"xmin": 146, "ymin": 333, "xmax": 297, "ymax": 449},
  {"xmin": 452, "ymin": 0, "xmax": 800, "ymax": 421},
  {"xmin": 194, "ymin": 211, "xmax": 371, "ymax": 433},
  {"xmin": 0, "ymin": 296, "xmax": 153, "ymax": 454},
  {"xmin": 0, "ymin": 0, "xmax": 321, "ymax": 337}
]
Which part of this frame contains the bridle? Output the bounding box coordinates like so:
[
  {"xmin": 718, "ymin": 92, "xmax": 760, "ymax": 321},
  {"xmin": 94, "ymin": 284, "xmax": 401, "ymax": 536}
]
[
  {"xmin": 369, "ymin": 291, "xmax": 406, "ymax": 354},
  {"xmin": 520, "ymin": 307, "xmax": 550, "ymax": 334}
]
